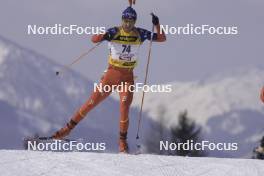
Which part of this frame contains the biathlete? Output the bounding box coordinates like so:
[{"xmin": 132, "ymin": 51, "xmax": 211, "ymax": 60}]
[{"xmin": 52, "ymin": 7, "xmax": 166, "ymax": 153}]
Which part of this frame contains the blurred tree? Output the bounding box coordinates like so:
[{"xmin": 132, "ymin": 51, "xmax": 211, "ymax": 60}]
[
  {"xmin": 170, "ymin": 110, "xmax": 206, "ymax": 157},
  {"xmin": 252, "ymin": 136, "xmax": 264, "ymax": 160}
]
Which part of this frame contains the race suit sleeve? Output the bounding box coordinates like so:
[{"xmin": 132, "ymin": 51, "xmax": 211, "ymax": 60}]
[
  {"xmin": 91, "ymin": 27, "xmax": 118, "ymax": 43},
  {"xmin": 137, "ymin": 26, "xmax": 166, "ymax": 43}
]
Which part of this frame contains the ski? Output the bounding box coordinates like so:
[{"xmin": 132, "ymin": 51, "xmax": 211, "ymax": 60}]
[{"xmin": 37, "ymin": 136, "xmax": 72, "ymax": 142}]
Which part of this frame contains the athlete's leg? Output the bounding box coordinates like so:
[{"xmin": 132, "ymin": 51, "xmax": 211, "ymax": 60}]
[
  {"xmin": 119, "ymin": 80, "xmax": 134, "ymax": 152},
  {"xmin": 53, "ymin": 70, "xmax": 117, "ymax": 139},
  {"xmin": 73, "ymin": 85, "xmax": 112, "ymax": 123}
]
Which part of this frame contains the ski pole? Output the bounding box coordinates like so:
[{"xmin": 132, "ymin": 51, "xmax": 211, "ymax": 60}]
[
  {"xmin": 56, "ymin": 41, "xmax": 102, "ymax": 76},
  {"xmin": 136, "ymin": 17, "xmax": 155, "ymax": 141}
]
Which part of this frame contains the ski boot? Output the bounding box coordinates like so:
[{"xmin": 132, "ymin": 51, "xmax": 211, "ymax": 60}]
[
  {"xmin": 119, "ymin": 132, "xmax": 129, "ymax": 153},
  {"xmin": 52, "ymin": 119, "xmax": 77, "ymax": 139}
]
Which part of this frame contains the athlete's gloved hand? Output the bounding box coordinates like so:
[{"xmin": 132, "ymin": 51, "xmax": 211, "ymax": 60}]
[
  {"xmin": 151, "ymin": 13, "xmax": 159, "ymax": 26},
  {"xmin": 103, "ymin": 33, "xmax": 111, "ymax": 41},
  {"xmin": 128, "ymin": 0, "xmax": 136, "ymax": 6}
]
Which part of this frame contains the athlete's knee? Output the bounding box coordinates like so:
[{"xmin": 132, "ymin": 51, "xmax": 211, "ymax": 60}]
[{"xmin": 120, "ymin": 95, "xmax": 133, "ymax": 106}]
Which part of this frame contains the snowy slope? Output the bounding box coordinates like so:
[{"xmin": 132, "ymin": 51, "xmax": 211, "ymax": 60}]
[
  {"xmin": 1, "ymin": 150, "xmax": 263, "ymax": 176},
  {"xmin": 129, "ymin": 68, "xmax": 264, "ymax": 127},
  {"xmin": 111, "ymin": 68, "xmax": 264, "ymax": 157},
  {"xmin": 0, "ymin": 36, "xmax": 149, "ymax": 151}
]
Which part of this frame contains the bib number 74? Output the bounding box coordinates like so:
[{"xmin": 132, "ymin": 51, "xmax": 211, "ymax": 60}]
[{"xmin": 122, "ymin": 45, "xmax": 131, "ymax": 53}]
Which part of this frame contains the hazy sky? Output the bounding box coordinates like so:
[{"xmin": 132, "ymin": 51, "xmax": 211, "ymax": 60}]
[{"xmin": 0, "ymin": 0, "xmax": 263, "ymax": 84}]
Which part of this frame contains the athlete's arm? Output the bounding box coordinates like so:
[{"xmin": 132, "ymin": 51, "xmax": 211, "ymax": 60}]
[
  {"xmin": 91, "ymin": 27, "xmax": 118, "ymax": 43},
  {"xmin": 91, "ymin": 34, "xmax": 105, "ymax": 43},
  {"xmin": 152, "ymin": 13, "xmax": 166, "ymax": 42}
]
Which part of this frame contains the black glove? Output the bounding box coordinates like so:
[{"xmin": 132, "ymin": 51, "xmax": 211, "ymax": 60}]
[
  {"xmin": 151, "ymin": 13, "xmax": 159, "ymax": 26},
  {"xmin": 103, "ymin": 33, "xmax": 111, "ymax": 41}
]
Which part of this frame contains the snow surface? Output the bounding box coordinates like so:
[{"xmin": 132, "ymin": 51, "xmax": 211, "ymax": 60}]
[{"xmin": 0, "ymin": 150, "xmax": 263, "ymax": 176}]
